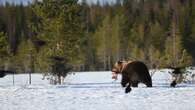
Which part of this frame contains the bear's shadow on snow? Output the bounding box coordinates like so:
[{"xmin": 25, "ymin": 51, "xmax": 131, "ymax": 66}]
[
  {"xmin": 56, "ymin": 82, "xmax": 121, "ymax": 89},
  {"xmin": 56, "ymin": 82, "xmax": 195, "ymax": 89},
  {"xmin": 152, "ymin": 82, "xmax": 195, "ymax": 88}
]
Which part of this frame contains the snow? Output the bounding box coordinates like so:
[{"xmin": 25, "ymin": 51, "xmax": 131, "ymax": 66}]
[{"xmin": 1, "ymin": 70, "xmax": 195, "ymax": 110}]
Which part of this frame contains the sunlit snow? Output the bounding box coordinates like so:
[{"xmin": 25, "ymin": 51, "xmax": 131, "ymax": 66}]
[{"xmin": 1, "ymin": 69, "xmax": 195, "ymax": 110}]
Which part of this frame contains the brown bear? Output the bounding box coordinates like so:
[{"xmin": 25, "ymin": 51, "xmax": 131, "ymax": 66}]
[{"xmin": 112, "ymin": 60, "xmax": 152, "ymax": 93}]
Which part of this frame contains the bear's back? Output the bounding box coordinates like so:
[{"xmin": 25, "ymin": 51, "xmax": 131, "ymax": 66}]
[{"xmin": 123, "ymin": 61, "xmax": 150, "ymax": 79}]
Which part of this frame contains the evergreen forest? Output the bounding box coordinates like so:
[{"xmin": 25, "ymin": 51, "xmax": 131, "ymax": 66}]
[{"xmin": 0, "ymin": 0, "xmax": 195, "ymax": 73}]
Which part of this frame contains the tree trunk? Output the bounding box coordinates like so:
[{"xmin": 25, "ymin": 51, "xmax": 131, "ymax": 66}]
[{"xmin": 58, "ymin": 75, "xmax": 61, "ymax": 84}]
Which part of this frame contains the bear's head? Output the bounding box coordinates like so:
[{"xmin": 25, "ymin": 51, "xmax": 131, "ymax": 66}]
[
  {"xmin": 111, "ymin": 61, "xmax": 123, "ymax": 80},
  {"xmin": 112, "ymin": 61, "xmax": 123, "ymax": 73},
  {"xmin": 112, "ymin": 60, "xmax": 132, "ymax": 80}
]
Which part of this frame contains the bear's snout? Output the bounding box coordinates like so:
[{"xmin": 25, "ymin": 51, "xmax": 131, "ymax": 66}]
[{"xmin": 112, "ymin": 72, "xmax": 118, "ymax": 80}]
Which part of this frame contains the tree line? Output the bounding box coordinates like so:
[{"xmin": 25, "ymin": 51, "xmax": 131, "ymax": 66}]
[{"xmin": 0, "ymin": 0, "xmax": 195, "ymax": 73}]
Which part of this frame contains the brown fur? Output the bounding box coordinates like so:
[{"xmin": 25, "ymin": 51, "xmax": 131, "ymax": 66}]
[{"xmin": 112, "ymin": 61, "xmax": 152, "ymax": 93}]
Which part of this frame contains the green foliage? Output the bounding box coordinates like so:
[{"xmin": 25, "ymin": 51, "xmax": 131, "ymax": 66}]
[
  {"xmin": 92, "ymin": 15, "xmax": 122, "ymax": 69},
  {"xmin": 0, "ymin": 32, "xmax": 8, "ymax": 58},
  {"xmin": 31, "ymin": 0, "xmax": 86, "ymax": 75},
  {"xmin": 9, "ymin": 39, "xmax": 36, "ymax": 72},
  {"xmin": 149, "ymin": 22, "xmax": 166, "ymax": 51},
  {"xmin": 0, "ymin": 0, "xmax": 195, "ymax": 72},
  {"xmin": 0, "ymin": 32, "xmax": 9, "ymax": 69},
  {"xmin": 164, "ymin": 21, "xmax": 192, "ymax": 67}
]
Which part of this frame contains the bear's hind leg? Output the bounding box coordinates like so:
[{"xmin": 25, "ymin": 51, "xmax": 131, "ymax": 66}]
[
  {"xmin": 132, "ymin": 81, "xmax": 138, "ymax": 87},
  {"xmin": 146, "ymin": 83, "xmax": 152, "ymax": 87},
  {"xmin": 143, "ymin": 77, "xmax": 152, "ymax": 87},
  {"xmin": 144, "ymin": 80, "xmax": 152, "ymax": 87}
]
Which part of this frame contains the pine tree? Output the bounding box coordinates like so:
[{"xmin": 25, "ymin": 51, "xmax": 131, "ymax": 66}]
[
  {"xmin": 32, "ymin": 0, "xmax": 85, "ymax": 83},
  {"xmin": 164, "ymin": 21, "xmax": 192, "ymax": 67},
  {"xmin": 92, "ymin": 14, "xmax": 122, "ymax": 70}
]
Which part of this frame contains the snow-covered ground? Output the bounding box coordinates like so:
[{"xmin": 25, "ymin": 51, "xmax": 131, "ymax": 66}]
[{"xmin": 1, "ymin": 70, "xmax": 195, "ymax": 110}]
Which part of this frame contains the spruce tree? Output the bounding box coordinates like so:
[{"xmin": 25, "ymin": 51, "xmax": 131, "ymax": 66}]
[{"xmin": 32, "ymin": 0, "xmax": 85, "ymax": 83}]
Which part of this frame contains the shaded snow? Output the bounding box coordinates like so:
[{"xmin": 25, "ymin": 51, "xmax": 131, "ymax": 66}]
[{"xmin": 1, "ymin": 70, "xmax": 195, "ymax": 110}]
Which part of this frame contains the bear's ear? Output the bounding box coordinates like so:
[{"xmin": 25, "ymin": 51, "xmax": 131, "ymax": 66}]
[{"xmin": 117, "ymin": 61, "xmax": 123, "ymax": 64}]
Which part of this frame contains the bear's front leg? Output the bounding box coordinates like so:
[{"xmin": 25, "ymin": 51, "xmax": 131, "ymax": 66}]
[
  {"xmin": 170, "ymin": 81, "xmax": 177, "ymax": 87},
  {"xmin": 125, "ymin": 83, "xmax": 132, "ymax": 93}
]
